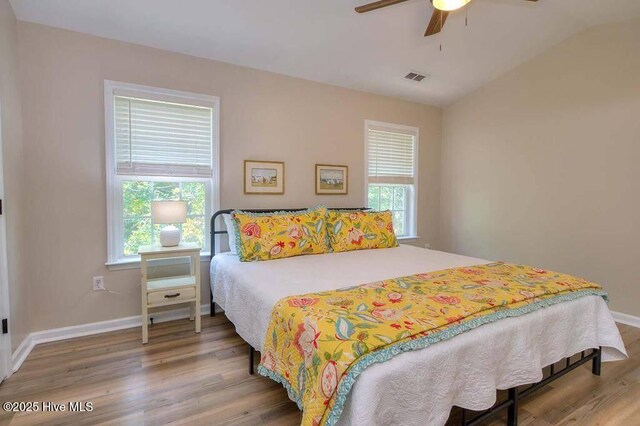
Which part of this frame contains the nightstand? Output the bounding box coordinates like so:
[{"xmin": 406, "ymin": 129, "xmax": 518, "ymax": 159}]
[{"xmin": 138, "ymin": 243, "xmax": 201, "ymax": 344}]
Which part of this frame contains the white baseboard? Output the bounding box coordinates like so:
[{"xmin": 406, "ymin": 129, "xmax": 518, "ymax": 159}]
[
  {"xmin": 11, "ymin": 334, "xmax": 35, "ymax": 374},
  {"xmin": 12, "ymin": 303, "xmax": 212, "ymax": 373},
  {"xmin": 11, "ymin": 306, "xmax": 637, "ymax": 373},
  {"xmin": 611, "ymin": 310, "xmax": 640, "ymax": 329}
]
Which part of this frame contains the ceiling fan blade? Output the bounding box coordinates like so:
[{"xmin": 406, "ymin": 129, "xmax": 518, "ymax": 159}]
[
  {"xmin": 355, "ymin": 0, "xmax": 409, "ymax": 13},
  {"xmin": 424, "ymin": 10, "xmax": 449, "ymax": 37}
]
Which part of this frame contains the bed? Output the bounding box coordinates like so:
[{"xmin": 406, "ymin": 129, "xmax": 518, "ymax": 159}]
[{"xmin": 209, "ymin": 208, "xmax": 627, "ymax": 426}]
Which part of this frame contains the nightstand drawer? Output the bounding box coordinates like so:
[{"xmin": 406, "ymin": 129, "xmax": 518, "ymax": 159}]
[{"xmin": 148, "ymin": 287, "xmax": 196, "ymax": 305}]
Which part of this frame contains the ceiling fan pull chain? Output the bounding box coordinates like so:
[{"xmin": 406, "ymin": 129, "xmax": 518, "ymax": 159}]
[
  {"xmin": 465, "ymin": 8, "xmax": 468, "ymax": 27},
  {"xmin": 440, "ymin": 10, "xmax": 443, "ymax": 51}
]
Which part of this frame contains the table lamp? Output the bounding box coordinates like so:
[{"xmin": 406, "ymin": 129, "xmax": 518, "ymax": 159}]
[{"xmin": 151, "ymin": 200, "xmax": 187, "ymax": 247}]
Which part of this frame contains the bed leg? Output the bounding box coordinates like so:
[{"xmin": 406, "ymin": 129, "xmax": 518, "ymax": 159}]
[
  {"xmin": 592, "ymin": 347, "xmax": 602, "ymax": 376},
  {"xmin": 210, "ymin": 289, "xmax": 215, "ymax": 317},
  {"xmin": 507, "ymin": 387, "xmax": 518, "ymax": 426},
  {"xmin": 249, "ymin": 345, "xmax": 255, "ymax": 375}
]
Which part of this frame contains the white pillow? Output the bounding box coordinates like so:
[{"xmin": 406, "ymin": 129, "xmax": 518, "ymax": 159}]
[{"xmin": 223, "ymin": 214, "xmax": 238, "ymax": 254}]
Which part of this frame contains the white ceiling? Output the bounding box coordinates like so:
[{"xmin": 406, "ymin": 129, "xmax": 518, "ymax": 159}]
[{"xmin": 10, "ymin": 0, "xmax": 640, "ymax": 106}]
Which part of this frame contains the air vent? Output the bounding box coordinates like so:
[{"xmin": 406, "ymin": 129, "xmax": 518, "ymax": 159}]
[{"xmin": 404, "ymin": 71, "xmax": 427, "ymax": 82}]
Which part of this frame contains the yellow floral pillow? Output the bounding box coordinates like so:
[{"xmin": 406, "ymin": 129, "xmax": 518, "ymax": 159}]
[
  {"xmin": 326, "ymin": 210, "xmax": 398, "ymax": 253},
  {"xmin": 233, "ymin": 207, "xmax": 329, "ymax": 262}
]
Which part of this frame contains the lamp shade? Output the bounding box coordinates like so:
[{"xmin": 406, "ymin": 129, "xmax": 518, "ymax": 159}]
[
  {"xmin": 151, "ymin": 201, "xmax": 187, "ymax": 224},
  {"xmin": 432, "ymin": 0, "xmax": 471, "ymax": 11}
]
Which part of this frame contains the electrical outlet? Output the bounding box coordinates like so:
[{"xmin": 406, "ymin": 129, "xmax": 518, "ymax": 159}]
[{"xmin": 93, "ymin": 276, "xmax": 105, "ymax": 291}]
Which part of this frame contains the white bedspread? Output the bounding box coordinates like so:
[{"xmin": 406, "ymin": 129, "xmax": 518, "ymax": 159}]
[{"xmin": 211, "ymin": 245, "xmax": 627, "ymax": 426}]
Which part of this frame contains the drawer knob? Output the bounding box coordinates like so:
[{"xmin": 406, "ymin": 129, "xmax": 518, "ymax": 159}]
[{"xmin": 164, "ymin": 292, "xmax": 181, "ymax": 298}]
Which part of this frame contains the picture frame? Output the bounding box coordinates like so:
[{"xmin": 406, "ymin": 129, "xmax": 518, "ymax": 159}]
[
  {"xmin": 244, "ymin": 160, "xmax": 285, "ymax": 194},
  {"xmin": 315, "ymin": 164, "xmax": 348, "ymax": 195}
]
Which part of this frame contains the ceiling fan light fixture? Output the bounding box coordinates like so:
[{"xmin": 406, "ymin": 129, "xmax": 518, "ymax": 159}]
[{"xmin": 431, "ymin": 0, "xmax": 471, "ymax": 12}]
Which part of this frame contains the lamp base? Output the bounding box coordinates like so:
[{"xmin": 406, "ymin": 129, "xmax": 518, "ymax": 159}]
[{"xmin": 159, "ymin": 225, "xmax": 182, "ymax": 247}]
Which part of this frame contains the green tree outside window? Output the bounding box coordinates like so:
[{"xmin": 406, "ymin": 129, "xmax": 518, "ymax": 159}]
[{"xmin": 123, "ymin": 180, "xmax": 206, "ymax": 255}]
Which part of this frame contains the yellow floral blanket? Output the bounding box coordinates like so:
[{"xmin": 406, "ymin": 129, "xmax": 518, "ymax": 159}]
[{"xmin": 257, "ymin": 262, "xmax": 607, "ymax": 426}]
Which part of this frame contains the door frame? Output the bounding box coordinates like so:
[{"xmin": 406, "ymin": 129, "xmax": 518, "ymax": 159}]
[{"xmin": 0, "ymin": 102, "xmax": 13, "ymax": 380}]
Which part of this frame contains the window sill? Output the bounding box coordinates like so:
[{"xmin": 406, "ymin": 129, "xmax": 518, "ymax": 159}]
[
  {"xmin": 106, "ymin": 237, "xmax": 418, "ymax": 270},
  {"xmin": 106, "ymin": 252, "xmax": 211, "ymax": 271},
  {"xmin": 397, "ymin": 235, "xmax": 420, "ymax": 241}
]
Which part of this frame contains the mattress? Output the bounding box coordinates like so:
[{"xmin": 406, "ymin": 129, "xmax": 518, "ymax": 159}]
[{"xmin": 211, "ymin": 244, "xmax": 627, "ymax": 426}]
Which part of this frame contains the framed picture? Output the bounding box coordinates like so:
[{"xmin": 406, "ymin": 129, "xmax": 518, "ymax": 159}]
[
  {"xmin": 315, "ymin": 164, "xmax": 348, "ymax": 195},
  {"xmin": 244, "ymin": 160, "xmax": 285, "ymax": 194}
]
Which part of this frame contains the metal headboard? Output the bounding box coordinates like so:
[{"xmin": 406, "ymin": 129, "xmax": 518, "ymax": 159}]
[{"xmin": 209, "ymin": 207, "xmax": 368, "ymax": 316}]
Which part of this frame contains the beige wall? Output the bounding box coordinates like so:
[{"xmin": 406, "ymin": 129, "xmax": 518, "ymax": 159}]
[
  {"xmin": 6, "ymin": 11, "xmax": 639, "ymax": 344},
  {"xmin": 0, "ymin": 0, "xmax": 29, "ymax": 352},
  {"xmin": 17, "ymin": 22, "xmax": 441, "ymax": 332},
  {"xmin": 441, "ymin": 19, "xmax": 640, "ymax": 316}
]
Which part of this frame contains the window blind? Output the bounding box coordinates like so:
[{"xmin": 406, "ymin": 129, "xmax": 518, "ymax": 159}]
[
  {"xmin": 367, "ymin": 127, "xmax": 416, "ymax": 185},
  {"xmin": 114, "ymin": 96, "xmax": 213, "ymax": 177}
]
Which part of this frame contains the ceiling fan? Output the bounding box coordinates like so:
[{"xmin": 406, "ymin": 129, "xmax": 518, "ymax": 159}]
[{"xmin": 355, "ymin": 0, "xmax": 539, "ymax": 37}]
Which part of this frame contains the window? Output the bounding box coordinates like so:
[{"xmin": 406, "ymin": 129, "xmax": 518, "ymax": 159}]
[
  {"xmin": 105, "ymin": 81, "xmax": 219, "ymax": 265},
  {"xmin": 365, "ymin": 120, "xmax": 418, "ymax": 238}
]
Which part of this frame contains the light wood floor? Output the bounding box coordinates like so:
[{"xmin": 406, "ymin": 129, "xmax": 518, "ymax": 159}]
[{"xmin": 0, "ymin": 314, "xmax": 637, "ymax": 426}]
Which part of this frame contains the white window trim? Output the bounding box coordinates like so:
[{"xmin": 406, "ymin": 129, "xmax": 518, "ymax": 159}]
[
  {"xmin": 106, "ymin": 252, "xmax": 212, "ymax": 271},
  {"xmin": 364, "ymin": 120, "xmax": 419, "ymax": 239},
  {"xmin": 104, "ymin": 80, "xmax": 220, "ymax": 268}
]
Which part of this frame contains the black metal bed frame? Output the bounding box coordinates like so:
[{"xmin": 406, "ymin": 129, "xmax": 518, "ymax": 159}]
[{"xmin": 208, "ymin": 208, "xmax": 603, "ymax": 426}]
